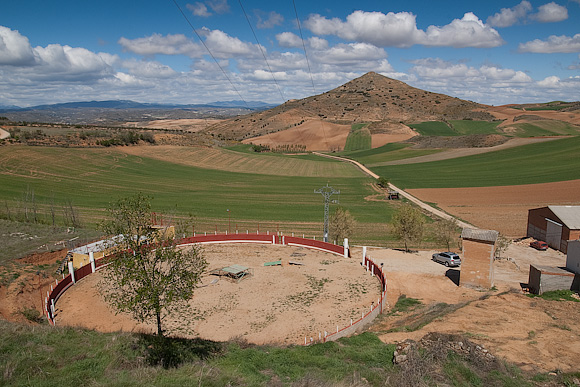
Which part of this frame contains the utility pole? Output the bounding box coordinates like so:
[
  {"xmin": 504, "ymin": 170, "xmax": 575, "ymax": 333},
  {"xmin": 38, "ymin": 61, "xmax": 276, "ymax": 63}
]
[{"xmin": 314, "ymin": 184, "xmax": 339, "ymax": 242}]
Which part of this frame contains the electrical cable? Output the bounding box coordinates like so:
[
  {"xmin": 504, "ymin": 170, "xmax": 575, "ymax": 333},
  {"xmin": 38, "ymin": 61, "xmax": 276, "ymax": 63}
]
[{"xmin": 238, "ymin": 0, "xmax": 286, "ymax": 105}]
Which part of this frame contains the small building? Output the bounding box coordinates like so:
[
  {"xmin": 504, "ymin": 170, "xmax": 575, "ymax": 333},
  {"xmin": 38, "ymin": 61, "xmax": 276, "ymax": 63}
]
[
  {"xmin": 528, "ymin": 264, "xmax": 577, "ymax": 295},
  {"xmin": 386, "ymin": 190, "xmax": 399, "ymax": 200},
  {"xmin": 460, "ymin": 228, "xmax": 498, "ymax": 289},
  {"xmin": 527, "ymin": 206, "xmax": 580, "ymax": 254},
  {"xmin": 566, "ymin": 240, "xmax": 580, "ymax": 275}
]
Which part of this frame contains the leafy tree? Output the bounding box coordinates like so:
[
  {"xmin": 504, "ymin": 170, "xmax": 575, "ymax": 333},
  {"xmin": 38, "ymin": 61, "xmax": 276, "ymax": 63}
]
[
  {"xmin": 100, "ymin": 193, "xmax": 207, "ymax": 337},
  {"xmin": 391, "ymin": 203, "xmax": 425, "ymax": 253},
  {"xmin": 329, "ymin": 207, "xmax": 356, "ymax": 244},
  {"xmin": 435, "ymin": 217, "xmax": 459, "ymax": 251},
  {"xmin": 377, "ymin": 176, "xmax": 390, "ymax": 188}
]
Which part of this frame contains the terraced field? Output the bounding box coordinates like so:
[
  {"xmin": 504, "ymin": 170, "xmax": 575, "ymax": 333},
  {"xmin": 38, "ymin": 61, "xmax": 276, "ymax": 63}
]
[
  {"xmin": 121, "ymin": 145, "xmax": 361, "ymax": 177},
  {"xmin": 0, "ymin": 146, "xmax": 396, "ymax": 244}
]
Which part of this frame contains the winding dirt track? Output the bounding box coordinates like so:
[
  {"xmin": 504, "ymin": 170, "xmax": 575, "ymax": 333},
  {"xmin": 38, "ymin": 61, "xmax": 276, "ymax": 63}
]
[{"xmin": 312, "ymin": 152, "xmax": 474, "ymax": 229}]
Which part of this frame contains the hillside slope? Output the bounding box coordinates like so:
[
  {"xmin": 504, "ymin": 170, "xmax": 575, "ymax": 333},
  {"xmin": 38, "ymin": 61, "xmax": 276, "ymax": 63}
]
[{"xmin": 205, "ymin": 72, "xmax": 494, "ymax": 144}]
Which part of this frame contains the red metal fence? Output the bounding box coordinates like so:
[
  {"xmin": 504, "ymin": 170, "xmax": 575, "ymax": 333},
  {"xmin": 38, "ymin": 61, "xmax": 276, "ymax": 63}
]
[{"xmin": 46, "ymin": 233, "xmax": 362, "ymax": 328}]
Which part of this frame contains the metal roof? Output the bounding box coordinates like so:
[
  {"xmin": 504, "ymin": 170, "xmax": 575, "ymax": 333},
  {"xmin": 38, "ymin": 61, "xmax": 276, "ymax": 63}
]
[
  {"xmin": 548, "ymin": 205, "xmax": 580, "ymax": 230},
  {"xmin": 461, "ymin": 228, "xmax": 499, "ymax": 243}
]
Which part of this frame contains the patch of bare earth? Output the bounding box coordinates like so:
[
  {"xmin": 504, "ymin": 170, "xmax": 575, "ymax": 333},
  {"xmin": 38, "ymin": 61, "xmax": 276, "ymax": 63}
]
[
  {"xmin": 55, "ymin": 244, "xmax": 379, "ymax": 345},
  {"xmin": 487, "ymin": 105, "xmax": 580, "ymax": 127},
  {"xmin": 242, "ymin": 119, "xmax": 351, "ymax": 151},
  {"xmin": 124, "ymin": 118, "xmax": 222, "ymax": 131},
  {"xmin": 407, "ymin": 179, "xmax": 580, "ymax": 237},
  {"xmin": 364, "ymin": 244, "xmax": 580, "ymax": 373}
]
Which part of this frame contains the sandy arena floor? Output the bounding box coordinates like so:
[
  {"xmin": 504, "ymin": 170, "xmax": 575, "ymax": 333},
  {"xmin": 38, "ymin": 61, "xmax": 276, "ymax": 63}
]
[{"xmin": 55, "ymin": 243, "xmax": 380, "ymax": 345}]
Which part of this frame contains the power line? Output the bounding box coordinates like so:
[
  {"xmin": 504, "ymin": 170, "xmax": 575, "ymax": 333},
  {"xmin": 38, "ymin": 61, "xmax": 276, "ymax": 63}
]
[
  {"xmin": 238, "ymin": 0, "xmax": 286, "ymax": 105},
  {"xmin": 292, "ymin": 0, "xmax": 316, "ymax": 94},
  {"xmin": 170, "ymin": 0, "xmax": 250, "ymax": 110},
  {"xmin": 314, "ymin": 184, "xmax": 339, "ymax": 242},
  {"xmin": 292, "ymin": 0, "xmax": 330, "ymax": 151}
]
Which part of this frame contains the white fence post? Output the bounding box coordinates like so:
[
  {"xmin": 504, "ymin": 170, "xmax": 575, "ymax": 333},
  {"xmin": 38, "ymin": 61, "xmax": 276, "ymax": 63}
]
[
  {"xmin": 68, "ymin": 261, "xmax": 75, "ymax": 284},
  {"xmin": 89, "ymin": 252, "xmax": 95, "ymax": 273},
  {"xmin": 343, "ymin": 238, "xmax": 349, "ymax": 258},
  {"xmin": 362, "ymin": 246, "xmax": 367, "ymax": 265}
]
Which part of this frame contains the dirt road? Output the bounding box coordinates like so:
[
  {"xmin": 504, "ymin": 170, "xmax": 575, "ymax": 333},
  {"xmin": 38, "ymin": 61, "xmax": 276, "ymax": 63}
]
[{"xmin": 313, "ymin": 152, "xmax": 473, "ymax": 229}]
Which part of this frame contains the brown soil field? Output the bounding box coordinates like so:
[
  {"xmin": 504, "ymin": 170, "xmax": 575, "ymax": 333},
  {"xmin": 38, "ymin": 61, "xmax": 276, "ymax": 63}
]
[
  {"xmin": 486, "ymin": 105, "xmax": 580, "ymax": 127},
  {"xmin": 55, "ymin": 244, "xmax": 379, "ymax": 345},
  {"xmin": 243, "ymin": 119, "xmax": 416, "ymax": 151},
  {"xmin": 124, "ymin": 118, "xmax": 222, "ymax": 131},
  {"xmin": 407, "ymin": 179, "xmax": 580, "ymax": 237},
  {"xmin": 242, "ymin": 119, "xmax": 351, "ymax": 151}
]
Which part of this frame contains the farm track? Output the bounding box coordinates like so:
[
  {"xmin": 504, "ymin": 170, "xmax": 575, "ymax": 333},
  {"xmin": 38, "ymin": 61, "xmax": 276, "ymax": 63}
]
[
  {"xmin": 367, "ymin": 137, "xmax": 564, "ymax": 166},
  {"xmin": 313, "ymin": 152, "xmax": 474, "ymax": 229}
]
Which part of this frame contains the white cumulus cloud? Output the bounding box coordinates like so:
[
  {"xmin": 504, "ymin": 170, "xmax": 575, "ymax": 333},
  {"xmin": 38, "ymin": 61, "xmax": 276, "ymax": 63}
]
[
  {"xmin": 187, "ymin": 2, "xmax": 211, "ymax": 17},
  {"xmin": 487, "ymin": 1, "xmax": 532, "ymax": 27},
  {"xmin": 118, "ymin": 33, "xmax": 204, "ymax": 57},
  {"xmin": 303, "ymin": 10, "xmax": 503, "ymax": 48},
  {"xmin": 519, "ymin": 34, "xmax": 580, "ymax": 53},
  {"xmin": 256, "ymin": 11, "xmax": 284, "ymax": 29},
  {"xmin": 0, "ymin": 26, "xmax": 36, "ymax": 66},
  {"xmin": 424, "ymin": 13, "xmax": 504, "ymax": 48},
  {"xmin": 532, "ymin": 2, "xmax": 568, "ymax": 22}
]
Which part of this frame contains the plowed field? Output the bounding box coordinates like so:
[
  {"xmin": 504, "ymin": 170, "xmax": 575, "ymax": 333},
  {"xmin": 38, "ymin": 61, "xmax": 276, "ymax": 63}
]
[{"xmin": 408, "ymin": 179, "xmax": 580, "ymax": 236}]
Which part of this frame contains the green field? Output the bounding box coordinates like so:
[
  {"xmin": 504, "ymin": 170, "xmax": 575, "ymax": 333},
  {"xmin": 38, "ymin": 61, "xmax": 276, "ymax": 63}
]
[
  {"xmin": 408, "ymin": 120, "xmax": 501, "ymax": 136},
  {"xmin": 0, "ymin": 146, "xmax": 399, "ymax": 244},
  {"xmin": 408, "ymin": 121, "xmax": 457, "ymax": 136},
  {"xmin": 371, "ymin": 136, "xmax": 580, "ymax": 188},
  {"xmin": 340, "ymin": 143, "xmax": 442, "ymax": 166},
  {"xmin": 344, "ymin": 124, "xmax": 372, "ymax": 151},
  {"xmin": 508, "ymin": 120, "xmax": 580, "ymax": 137}
]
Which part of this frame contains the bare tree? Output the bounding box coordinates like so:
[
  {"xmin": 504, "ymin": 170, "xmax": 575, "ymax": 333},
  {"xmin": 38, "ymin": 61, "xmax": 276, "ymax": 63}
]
[
  {"xmin": 391, "ymin": 203, "xmax": 425, "ymax": 253},
  {"xmin": 329, "ymin": 207, "xmax": 356, "ymax": 244},
  {"xmin": 435, "ymin": 217, "xmax": 459, "ymax": 251},
  {"xmin": 495, "ymin": 233, "xmax": 511, "ymax": 259}
]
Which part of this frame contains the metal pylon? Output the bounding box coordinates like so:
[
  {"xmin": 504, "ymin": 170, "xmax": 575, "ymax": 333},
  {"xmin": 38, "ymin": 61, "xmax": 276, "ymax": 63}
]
[{"xmin": 314, "ymin": 184, "xmax": 339, "ymax": 242}]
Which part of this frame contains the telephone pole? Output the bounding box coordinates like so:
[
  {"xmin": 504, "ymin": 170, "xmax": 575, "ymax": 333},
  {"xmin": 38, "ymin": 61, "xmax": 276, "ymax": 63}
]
[{"xmin": 314, "ymin": 184, "xmax": 339, "ymax": 242}]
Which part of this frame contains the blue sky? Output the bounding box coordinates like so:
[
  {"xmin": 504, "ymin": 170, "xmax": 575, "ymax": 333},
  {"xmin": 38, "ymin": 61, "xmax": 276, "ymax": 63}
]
[{"xmin": 1, "ymin": 0, "xmax": 579, "ymax": 107}]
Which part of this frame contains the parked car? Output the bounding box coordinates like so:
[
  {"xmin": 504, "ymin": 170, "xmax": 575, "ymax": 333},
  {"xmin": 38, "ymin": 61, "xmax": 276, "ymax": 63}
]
[
  {"xmin": 530, "ymin": 240, "xmax": 548, "ymax": 250},
  {"xmin": 432, "ymin": 252, "xmax": 461, "ymax": 267}
]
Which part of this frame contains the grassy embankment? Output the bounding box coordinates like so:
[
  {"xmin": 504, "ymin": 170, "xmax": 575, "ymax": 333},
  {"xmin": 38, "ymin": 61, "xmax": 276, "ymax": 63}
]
[
  {"xmin": 2, "ymin": 318, "xmax": 571, "ymax": 386},
  {"xmin": 0, "ymin": 146, "xmax": 399, "ymax": 246},
  {"xmin": 370, "ymin": 135, "xmax": 580, "ymax": 189}
]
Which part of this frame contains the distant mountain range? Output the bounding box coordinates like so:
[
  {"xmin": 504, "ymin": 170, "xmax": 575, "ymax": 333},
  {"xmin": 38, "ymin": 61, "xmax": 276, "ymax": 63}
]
[{"xmin": 0, "ymin": 100, "xmax": 277, "ymax": 112}]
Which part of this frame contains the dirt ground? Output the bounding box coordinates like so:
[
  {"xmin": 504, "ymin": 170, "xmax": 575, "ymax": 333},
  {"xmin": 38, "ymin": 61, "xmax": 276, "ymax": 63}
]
[
  {"xmin": 123, "ymin": 118, "xmax": 222, "ymax": 132},
  {"xmin": 407, "ymin": 179, "xmax": 580, "ymax": 237},
  {"xmin": 364, "ymin": 243, "xmax": 580, "ymax": 373},
  {"xmin": 242, "ymin": 119, "xmax": 416, "ymax": 151},
  {"xmin": 2, "ymin": 240, "xmax": 579, "ymax": 372},
  {"xmin": 487, "ymin": 105, "xmax": 580, "ymax": 127},
  {"xmin": 55, "ymin": 244, "xmax": 379, "ymax": 345}
]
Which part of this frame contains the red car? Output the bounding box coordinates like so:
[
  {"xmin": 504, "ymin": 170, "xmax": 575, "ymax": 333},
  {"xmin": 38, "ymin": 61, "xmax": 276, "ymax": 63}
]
[{"xmin": 530, "ymin": 241, "xmax": 548, "ymax": 250}]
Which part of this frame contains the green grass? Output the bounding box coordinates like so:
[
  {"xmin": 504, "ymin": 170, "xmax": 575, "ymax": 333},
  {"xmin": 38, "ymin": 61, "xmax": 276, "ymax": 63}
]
[
  {"xmin": 0, "ymin": 320, "xmax": 398, "ymax": 386},
  {"xmin": 408, "ymin": 120, "xmax": 501, "ymax": 137},
  {"xmin": 508, "ymin": 121, "xmax": 580, "ymax": 137},
  {"xmin": 0, "ymin": 146, "xmax": 398, "ymax": 245},
  {"xmin": 390, "ymin": 295, "xmax": 422, "ymax": 314},
  {"xmin": 527, "ymin": 289, "xmax": 580, "ymax": 302},
  {"xmin": 408, "ymin": 121, "xmax": 458, "ymax": 136},
  {"xmin": 344, "ymin": 125, "xmax": 372, "ymax": 152},
  {"xmin": 339, "ymin": 143, "xmax": 443, "ymax": 165},
  {"xmin": 370, "ymin": 135, "xmax": 580, "ymax": 188},
  {"xmin": 449, "ymin": 120, "xmax": 500, "ymax": 135}
]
